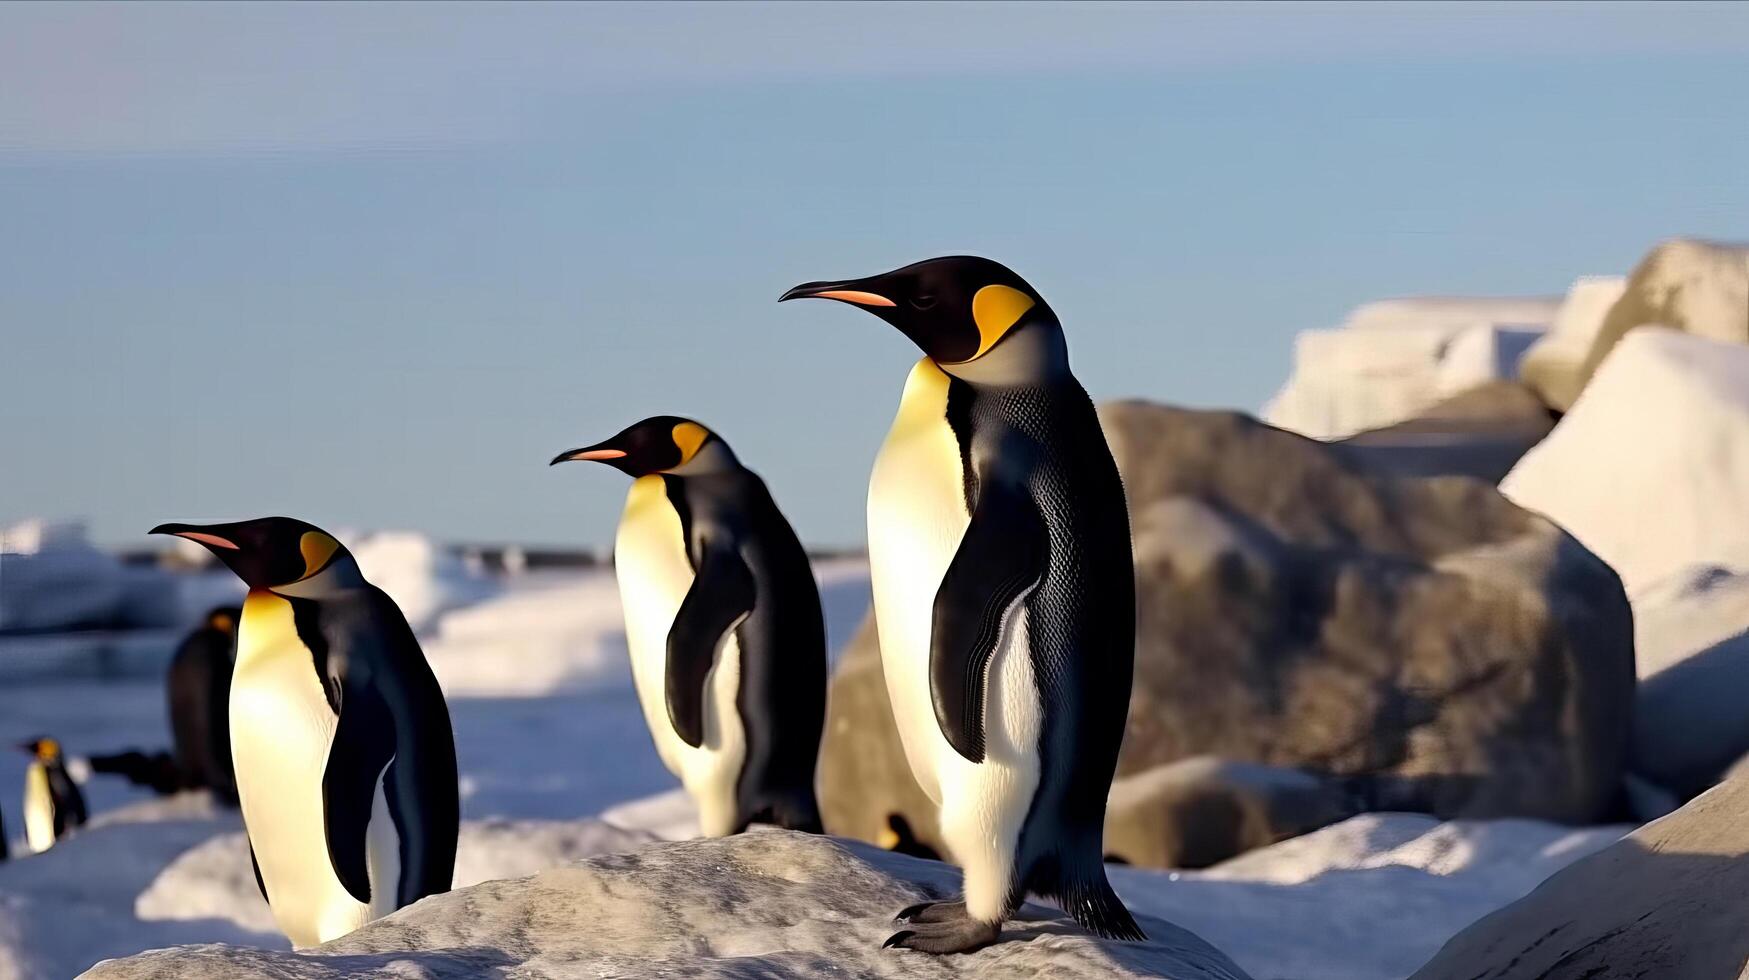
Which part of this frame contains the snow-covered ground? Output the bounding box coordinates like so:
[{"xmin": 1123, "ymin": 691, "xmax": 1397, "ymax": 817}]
[{"xmin": 0, "ymin": 545, "xmax": 1634, "ymax": 980}]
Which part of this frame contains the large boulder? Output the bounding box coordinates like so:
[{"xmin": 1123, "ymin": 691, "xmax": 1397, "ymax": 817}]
[
  {"xmin": 82, "ymin": 831, "xmax": 1254, "ymax": 980},
  {"xmin": 1410, "ymin": 775, "xmax": 1749, "ymax": 980},
  {"xmin": 1562, "ymin": 238, "xmax": 1749, "ymax": 408},
  {"xmin": 1517, "ymin": 275, "xmax": 1627, "ymax": 412},
  {"xmin": 1339, "ymin": 381, "xmax": 1556, "ymax": 483},
  {"xmin": 1502, "ymin": 329, "xmax": 1749, "ymax": 593},
  {"xmin": 820, "ymin": 402, "xmax": 1635, "ymax": 866},
  {"xmin": 1263, "ymin": 297, "xmax": 1557, "ymax": 440}
]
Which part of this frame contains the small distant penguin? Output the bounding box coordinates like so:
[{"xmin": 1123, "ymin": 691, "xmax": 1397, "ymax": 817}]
[
  {"xmin": 552, "ymin": 417, "xmax": 826, "ymax": 837},
  {"xmin": 19, "ymin": 736, "xmax": 87, "ymax": 853},
  {"xmin": 168, "ymin": 605, "xmax": 243, "ymax": 805},
  {"xmin": 782, "ymin": 257, "xmax": 1144, "ymax": 953},
  {"xmin": 150, "ymin": 518, "xmax": 458, "ymax": 947}
]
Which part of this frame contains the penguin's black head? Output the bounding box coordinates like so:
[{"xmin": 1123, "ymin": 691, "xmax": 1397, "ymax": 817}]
[
  {"xmin": 780, "ymin": 255, "xmax": 1057, "ymax": 367},
  {"xmin": 550, "ymin": 416, "xmax": 733, "ymax": 478},
  {"xmin": 16, "ymin": 737, "xmax": 61, "ymax": 762},
  {"xmin": 150, "ymin": 517, "xmax": 349, "ymax": 591},
  {"xmin": 205, "ymin": 605, "xmax": 242, "ymax": 635}
]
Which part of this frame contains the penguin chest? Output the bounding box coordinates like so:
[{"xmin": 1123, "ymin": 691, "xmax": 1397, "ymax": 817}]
[
  {"xmin": 614, "ymin": 476, "xmax": 747, "ymax": 837},
  {"xmin": 232, "ymin": 591, "xmax": 388, "ymax": 946},
  {"xmin": 22, "ymin": 763, "xmax": 54, "ymax": 853},
  {"xmin": 868, "ymin": 360, "xmax": 1045, "ymax": 807}
]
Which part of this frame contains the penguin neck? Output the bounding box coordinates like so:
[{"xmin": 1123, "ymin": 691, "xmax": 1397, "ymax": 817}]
[
  {"xmin": 667, "ymin": 441, "xmax": 741, "ymax": 477},
  {"xmin": 941, "ymin": 317, "xmax": 1070, "ymax": 387},
  {"xmin": 269, "ymin": 555, "xmax": 367, "ymax": 600}
]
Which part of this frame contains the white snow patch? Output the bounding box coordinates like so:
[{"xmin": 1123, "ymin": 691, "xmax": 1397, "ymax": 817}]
[
  {"xmin": 1263, "ymin": 296, "xmax": 1558, "ymax": 439},
  {"xmin": 346, "ymin": 531, "xmax": 501, "ymax": 633},
  {"xmin": 1502, "ymin": 328, "xmax": 1749, "ymax": 593},
  {"xmin": 1118, "ymin": 813, "xmax": 1627, "ymax": 980},
  {"xmin": 1517, "ymin": 276, "xmax": 1628, "ymax": 407}
]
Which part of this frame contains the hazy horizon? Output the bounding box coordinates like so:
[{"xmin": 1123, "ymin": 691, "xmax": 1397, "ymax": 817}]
[{"xmin": 5, "ymin": 2, "xmax": 1748, "ymax": 549}]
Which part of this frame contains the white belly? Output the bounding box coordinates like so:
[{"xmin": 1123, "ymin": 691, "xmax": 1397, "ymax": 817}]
[
  {"xmin": 868, "ymin": 360, "xmax": 1044, "ymax": 904},
  {"xmin": 615, "ymin": 475, "xmax": 747, "ymax": 837},
  {"xmin": 232, "ymin": 591, "xmax": 397, "ymax": 947},
  {"xmin": 23, "ymin": 763, "xmax": 55, "ymax": 854}
]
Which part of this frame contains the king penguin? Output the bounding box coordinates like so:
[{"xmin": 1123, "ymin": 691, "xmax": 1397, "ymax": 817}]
[
  {"xmin": 150, "ymin": 517, "xmax": 458, "ymax": 947},
  {"xmin": 167, "ymin": 605, "xmax": 243, "ymax": 805},
  {"xmin": 19, "ymin": 736, "xmax": 86, "ymax": 853},
  {"xmin": 782, "ymin": 256, "xmax": 1144, "ymax": 953},
  {"xmin": 552, "ymin": 417, "xmax": 826, "ymax": 837}
]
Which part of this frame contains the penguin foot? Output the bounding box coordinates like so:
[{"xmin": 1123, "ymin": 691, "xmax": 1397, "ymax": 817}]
[
  {"xmin": 883, "ymin": 907, "xmax": 1000, "ymax": 955},
  {"xmin": 894, "ymin": 900, "xmax": 966, "ymax": 924}
]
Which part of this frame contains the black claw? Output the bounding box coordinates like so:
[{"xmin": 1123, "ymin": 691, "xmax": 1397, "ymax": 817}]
[
  {"xmin": 883, "ymin": 930, "xmax": 914, "ymax": 949},
  {"xmin": 895, "ymin": 901, "xmax": 932, "ymax": 923}
]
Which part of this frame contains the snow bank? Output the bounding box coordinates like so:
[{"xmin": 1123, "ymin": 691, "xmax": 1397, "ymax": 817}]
[
  {"xmin": 1125, "ymin": 813, "xmax": 1626, "ymax": 980},
  {"xmin": 1502, "ymin": 329, "xmax": 1749, "ymax": 593},
  {"xmin": 1263, "ymin": 297, "xmax": 1558, "ymax": 439},
  {"xmin": 424, "ymin": 557, "xmax": 869, "ymax": 699},
  {"xmin": 0, "ymin": 521, "xmax": 132, "ymax": 632},
  {"xmin": 1517, "ymin": 276, "xmax": 1627, "ymax": 411},
  {"xmin": 1628, "ymin": 565, "xmax": 1749, "ymax": 797},
  {"xmin": 346, "ymin": 531, "xmax": 501, "ymax": 633}
]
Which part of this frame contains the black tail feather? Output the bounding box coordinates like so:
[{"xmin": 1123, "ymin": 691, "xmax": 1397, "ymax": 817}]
[{"xmin": 1063, "ymin": 873, "xmax": 1146, "ymax": 942}]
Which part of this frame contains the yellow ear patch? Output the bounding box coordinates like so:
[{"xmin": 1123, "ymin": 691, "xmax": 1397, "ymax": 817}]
[
  {"xmin": 38, "ymin": 739, "xmax": 59, "ymax": 759},
  {"xmin": 671, "ymin": 421, "xmax": 710, "ymax": 464},
  {"xmin": 970, "ymin": 284, "xmax": 1036, "ymax": 359},
  {"xmin": 298, "ymin": 531, "xmax": 341, "ymax": 580}
]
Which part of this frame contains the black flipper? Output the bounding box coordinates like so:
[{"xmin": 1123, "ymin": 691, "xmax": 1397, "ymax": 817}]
[
  {"xmin": 665, "ymin": 540, "xmax": 756, "ymax": 748},
  {"xmin": 930, "ymin": 480, "xmax": 1048, "ymax": 763},
  {"xmin": 321, "ymin": 670, "xmax": 396, "ymax": 905},
  {"xmin": 249, "ymin": 841, "xmax": 268, "ymax": 903}
]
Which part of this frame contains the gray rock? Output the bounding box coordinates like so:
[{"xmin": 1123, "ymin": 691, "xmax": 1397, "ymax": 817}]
[
  {"xmin": 1410, "ymin": 775, "xmax": 1749, "ymax": 980},
  {"xmin": 1566, "ymin": 238, "xmax": 1749, "ymax": 409},
  {"xmin": 820, "ymin": 403, "xmax": 1634, "ymax": 866},
  {"xmin": 82, "ymin": 830, "xmax": 1253, "ymax": 980},
  {"xmin": 1339, "ymin": 381, "xmax": 1556, "ymax": 484},
  {"xmin": 1104, "ymin": 758, "xmax": 1359, "ymax": 869}
]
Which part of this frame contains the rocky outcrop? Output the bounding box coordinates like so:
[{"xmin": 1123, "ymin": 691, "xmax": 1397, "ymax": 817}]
[
  {"xmin": 84, "ymin": 831, "xmax": 1254, "ymax": 980},
  {"xmin": 1517, "ymin": 275, "xmax": 1627, "ymax": 412},
  {"xmin": 1103, "ymin": 758, "xmax": 1359, "ymax": 870},
  {"xmin": 1566, "ymin": 238, "xmax": 1749, "ymax": 406},
  {"xmin": 1410, "ymin": 775, "xmax": 1749, "ymax": 980},
  {"xmin": 1340, "ymin": 381, "xmax": 1556, "ymax": 483},
  {"xmin": 820, "ymin": 402, "xmax": 1635, "ymax": 866},
  {"xmin": 1263, "ymin": 297, "xmax": 1558, "ymax": 440}
]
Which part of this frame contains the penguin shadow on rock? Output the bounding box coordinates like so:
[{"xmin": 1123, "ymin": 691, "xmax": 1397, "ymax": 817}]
[
  {"xmin": 17, "ymin": 736, "xmax": 87, "ymax": 853},
  {"xmin": 551, "ymin": 416, "xmax": 828, "ymax": 838},
  {"xmin": 150, "ymin": 517, "xmax": 459, "ymax": 949},
  {"xmin": 782, "ymin": 255, "xmax": 1144, "ymax": 954}
]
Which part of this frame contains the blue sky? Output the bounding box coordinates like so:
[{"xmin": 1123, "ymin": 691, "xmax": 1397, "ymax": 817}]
[{"xmin": 4, "ymin": 2, "xmax": 1748, "ymax": 550}]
